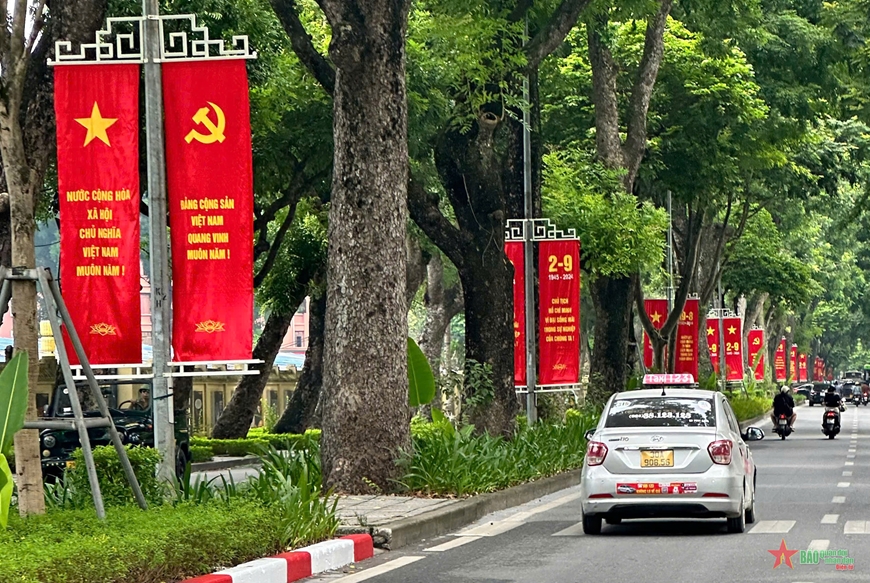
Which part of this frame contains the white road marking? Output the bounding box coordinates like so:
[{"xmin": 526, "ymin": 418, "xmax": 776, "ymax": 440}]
[
  {"xmin": 837, "ymin": 482, "xmax": 850, "ymax": 488},
  {"xmin": 844, "ymin": 521, "xmax": 870, "ymax": 534},
  {"xmin": 424, "ymin": 536, "xmax": 481, "ymax": 552},
  {"xmin": 847, "ymin": 454, "xmax": 856, "ymax": 459},
  {"xmin": 329, "ymin": 557, "xmax": 425, "ymax": 582},
  {"xmin": 456, "ymin": 520, "xmax": 522, "ymax": 537},
  {"xmin": 843, "ymin": 471, "xmax": 853, "ymax": 476},
  {"xmin": 845, "ymin": 462, "xmax": 854, "ymax": 466},
  {"xmin": 749, "ymin": 520, "xmax": 795, "ymax": 534},
  {"xmin": 821, "ymin": 514, "xmax": 839, "ymax": 524},
  {"xmin": 552, "ymin": 522, "xmax": 587, "ymax": 537},
  {"xmin": 832, "ymin": 496, "xmax": 846, "ymax": 503},
  {"xmin": 808, "ymin": 539, "xmax": 830, "ymax": 551},
  {"xmin": 848, "ymin": 449, "xmax": 856, "ymax": 453}
]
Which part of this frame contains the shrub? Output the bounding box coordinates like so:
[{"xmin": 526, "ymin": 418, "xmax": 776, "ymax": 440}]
[
  {"xmin": 726, "ymin": 394, "xmax": 772, "ymax": 422},
  {"xmin": 62, "ymin": 445, "xmax": 164, "ymax": 508},
  {"xmin": 191, "ymin": 429, "xmax": 321, "ymax": 457},
  {"xmin": 399, "ymin": 407, "xmax": 599, "ymax": 496},
  {"xmin": 189, "ymin": 445, "xmax": 213, "ymax": 463}
]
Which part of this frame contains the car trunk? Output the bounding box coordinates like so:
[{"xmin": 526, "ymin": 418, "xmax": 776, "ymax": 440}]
[{"xmin": 599, "ymin": 427, "xmax": 718, "ymax": 475}]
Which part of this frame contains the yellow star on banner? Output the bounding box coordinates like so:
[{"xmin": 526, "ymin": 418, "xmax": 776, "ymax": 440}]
[
  {"xmin": 706, "ymin": 326, "xmax": 715, "ymax": 336},
  {"xmin": 75, "ymin": 102, "xmax": 117, "ymax": 147},
  {"xmin": 727, "ymin": 325, "xmax": 737, "ymax": 335},
  {"xmin": 651, "ymin": 312, "xmax": 662, "ymax": 325}
]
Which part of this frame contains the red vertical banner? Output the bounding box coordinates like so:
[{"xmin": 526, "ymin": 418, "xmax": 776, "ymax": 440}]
[
  {"xmin": 706, "ymin": 319, "xmax": 721, "ymax": 374},
  {"xmin": 163, "ymin": 60, "xmax": 254, "ymax": 361},
  {"xmin": 643, "ymin": 299, "xmax": 668, "ymax": 369},
  {"xmin": 723, "ymin": 317, "xmax": 744, "ymax": 381},
  {"xmin": 675, "ymin": 299, "xmax": 699, "ymax": 379},
  {"xmin": 774, "ymin": 338, "xmax": 787, "ymax": 382},
  {"xmin": 799, "ymin": 353, "xmax": 808, "ymax": 382},
  {"xmin": 538, "ymin": 240, "xmax": 580, "ymax": 384},
  {"xmin": 55, "ymin": 64, "xmax": 142, "ymax": 365},
  {"xmin": 790, "ymin": 345, "xmax": 798, "ymax": 381},
  {"xmin": 505, "ymin": 242, "xmax": 526, "ymax": 386},
  {"xmin": 747, "ymin": 328, "xmax": 764, "ymax": 381}
]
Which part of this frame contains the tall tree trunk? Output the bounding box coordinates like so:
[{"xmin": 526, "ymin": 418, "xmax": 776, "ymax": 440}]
[
  {"xmin": 318, "ymin": 0, "xmax": 411, "ymax": 493},
  {"xmin": 211, "ymin": 309, "xmax": 295, "ymax": 438},
  {"xmin": 274, "ymin": 293, "xmax": 326, "ymax": 434},
  {"xmin": 587, "ymin": 274, "xmax": 636, "ymax": 405}
]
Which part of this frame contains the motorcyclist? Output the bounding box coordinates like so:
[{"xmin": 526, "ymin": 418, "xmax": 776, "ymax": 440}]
[
  {"xmin": 771, "ymin": 386, "xmax": 796, "ymax": 430},
  {"xmin": 823, "ymin": 385, "xmax": 843, "ymax": 431}
]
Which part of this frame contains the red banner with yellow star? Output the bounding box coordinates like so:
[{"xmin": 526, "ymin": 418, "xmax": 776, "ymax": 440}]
[
  {"xmin": 163, "ymin": 60, "xmax": 254, "ymax": 361},
  {"xmin": 798, "ymin": 353, "xmax": 807, "ymax": 382},
  {"xmin": 723, "ymin": 316, "xmax": 744, "ymax": 381},
  {"xmin": 774, "ymin": 338, "xmax": 786, "ymax": 382},
  {"xmin": 642, "ymin": 299, "xmax": 668, "ymax": 369},
  {"xmin": 55, "ymin": 64, "xmax": 141, "ymax": 365},
  {"xmin": 748, "ymin": 328, "xmax": 764, "ymax": 381},
  {"xmin": 706, "ymin": 318, "xmax": 721, "ymax": 375}
]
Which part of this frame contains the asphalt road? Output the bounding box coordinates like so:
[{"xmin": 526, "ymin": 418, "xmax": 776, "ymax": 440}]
[{"xmin": 308, "ymin": 403, "xmax": 869, "ymax": 583}]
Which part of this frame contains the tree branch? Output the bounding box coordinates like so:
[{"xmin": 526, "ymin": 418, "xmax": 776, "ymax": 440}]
[
  {"xmin": 622, "ymin": 0, "xmax": 674, "ymax": 182},
  {"xmin": 408, "ymin": 175, "xmax": 467, "ymax": 270},
  {"xmin": 524, "ymin": 0, "xmax": 593, "ymax": 71},
  {"xmin": 254, "ymin": 205, "xmax": 295, "ymax": 287},
  {"xmin": 270, "ymin": 0, "xmax": 335, "ymax": 95}
]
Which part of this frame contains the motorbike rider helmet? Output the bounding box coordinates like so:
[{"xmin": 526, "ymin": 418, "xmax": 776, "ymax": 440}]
[{"xmin": 780, "ymin": 386, "xmax": 790, "ymax": 394}]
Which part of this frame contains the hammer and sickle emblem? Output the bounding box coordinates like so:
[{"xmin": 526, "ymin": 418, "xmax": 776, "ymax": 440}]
[{"xmin": 184, "ymin": 101, "xmax": 226, "ymax": 144}]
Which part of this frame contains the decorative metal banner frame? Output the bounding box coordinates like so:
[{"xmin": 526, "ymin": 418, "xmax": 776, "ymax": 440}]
[{"xmin": 505, "ymin": 218, "xmax": 583, "ymax": 403}]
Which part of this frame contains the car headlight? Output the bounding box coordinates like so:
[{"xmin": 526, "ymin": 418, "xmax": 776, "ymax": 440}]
[{"xmin": 43, "ymin": 435, "xmax": 57, "ymax": 449}]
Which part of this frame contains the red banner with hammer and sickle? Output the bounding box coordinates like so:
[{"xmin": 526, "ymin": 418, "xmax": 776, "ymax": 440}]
[
  {"xmin": 747, "ymin": 328, "xmax": 764, "ymax": 381},
  {"xmin": 163, "ymin": 59, "xmax": 253, "ymax": 361},
  {"xmin": 790, "ymin": 345, "xmax": 798, "ymax": 382},
  {"xmin": 55, "ymin": 64, "xmax": 142, "ymax": 365}
]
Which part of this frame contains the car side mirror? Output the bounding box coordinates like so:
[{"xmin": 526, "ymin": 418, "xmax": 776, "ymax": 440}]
[
  {"xmin": 584, "ymin": 429, "xmax": 595, "ymax": 441},
  {"xmin": 742, "ymin": 427, "xmax": 764, "ymax": 442}
]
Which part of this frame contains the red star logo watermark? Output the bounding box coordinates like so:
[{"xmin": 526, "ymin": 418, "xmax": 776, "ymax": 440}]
[{"xmin": 768, "ymin": 539, "xmax": 799, "ymax": 569}]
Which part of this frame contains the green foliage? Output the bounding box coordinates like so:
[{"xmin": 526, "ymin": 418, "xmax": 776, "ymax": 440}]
[
  {"xmin": 461, "ymin": 360, "xmax": 496, "ymax": 421},
  {"xmin": 408, "ymin": 337, "xmax": 436, "ymax": 407},
  {"xmin": 0, "ymin": 353, "xmax": 28, "ymax": 529},
  {"xmin": 543, "ymin": 150, "xmax": 668, "ymax": 278},
  {"xmin": 189, "ymin": 445, "xmax": 214, "ymax": 464},
  {"xmin": 190, "ymin": 429, "xmax": 321, "ymax": 457},
  {"xmin": 263, "ymin": 404, "xmax": 279, "ymax": 434},
  {"xmin": 399, "ymin": 407, "xmax": 600, "ymax": 496},
  {"xmin": 726, "ymin": 394, "xmax": 772, "ymax": 422},
  {"xmin": 63, "ymin": 446, "xmax": 164, "ymax": 508}
]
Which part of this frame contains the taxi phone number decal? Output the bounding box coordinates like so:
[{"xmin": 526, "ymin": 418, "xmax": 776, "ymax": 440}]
[{"xmin": 616, "ymin": 482, "xmax": 697, "ymax": 495}]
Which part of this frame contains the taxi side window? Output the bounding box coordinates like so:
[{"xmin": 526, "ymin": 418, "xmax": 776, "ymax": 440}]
[{"xmin": 722, "ymin": 399, "xmax": 740, "ymax": 435}]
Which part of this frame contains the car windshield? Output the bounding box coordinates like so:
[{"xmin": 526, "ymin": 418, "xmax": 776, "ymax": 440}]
[
  {"xmin": 605, "ymin": 397, "xmax": 716, "ymax": 428},
  {"xmin": 54, "ymin": 384, "xmax": 150, "ymax": 415}
]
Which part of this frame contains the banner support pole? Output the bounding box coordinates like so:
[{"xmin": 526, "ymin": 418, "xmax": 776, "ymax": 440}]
[
  {"xmin": 142, "ymin": 0, "xmax": 175, "ymax": 483},
  {"xmin": 522, "ymin": 18, "xmax": 536, "ymax": 424}
]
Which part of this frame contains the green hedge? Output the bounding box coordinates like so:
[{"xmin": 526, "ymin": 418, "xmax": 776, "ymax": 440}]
[
  {"xmin": 189, "ymin": 445, "xmax": 214, "ymax": 463},
  {"xmin": 0, "ymin": 501, "xmax": 286, "ymax": 583},
  {"xmin": 190, "ymin": 429, "xmax": 321, "ymax": 457},
  {"xmin": 726, "ymin": 393, "xmax": 772, "ymax": 422}
]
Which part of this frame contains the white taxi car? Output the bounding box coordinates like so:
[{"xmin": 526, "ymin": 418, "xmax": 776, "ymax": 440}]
[{"xmin": 579, "ymin": 384, "xmax": 763, "ymax": 534}]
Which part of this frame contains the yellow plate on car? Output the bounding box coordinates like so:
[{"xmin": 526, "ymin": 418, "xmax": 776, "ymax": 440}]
[{"xmin": 641, "ymin": 449, "xmax": 674, "ymax": 468}]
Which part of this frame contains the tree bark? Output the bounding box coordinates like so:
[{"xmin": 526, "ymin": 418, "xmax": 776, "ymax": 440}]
[
  {"xmin": 317, "ymin": 0, "xmax": 411, "ymax": 493},
  {"xmin": 274, "ymin": 293, "xmax": 326, "ymax": 434},
  {"xmin": 211, "ymin": 309, "xmax": 295, "ymax": 438},
  {"xmin": 587, "ymin": 274, "xmax": 636, "ymax": 405}
]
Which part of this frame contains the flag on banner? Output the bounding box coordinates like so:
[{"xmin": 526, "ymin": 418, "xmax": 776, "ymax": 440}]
[
  {"xmin": 163, "ymin": 59, "xmax": 254, "ymax": 361},
  {"xmin": 790, "ymin": 345, "xmax": 798, "ymax": 381},
  {"xmin": 706, "ymin": 319, "xmax": 721, "ymax": 375},
  {"xmin": 799, "ymin": 353, "xmax": 808, "ymax": 382},
  {"xmin": 723, "ymin": 317, "xmax": 744, "ymax": 381},
  {"xmin": 505, "ymin": 242, "xmax": 526, "ymax": 386},
  {"xmin": 674, "ymin": 299, "xmax": 700, "ymax": 379},
  {"xmin": 538, "ymin": 240, "xmax": 580, "ymax": 385},
  {"xmin": 55, "ymin": 64, "xmax": 142, "ymax": 365},
  {"xmin": 748, "ymin": 328, "xmax": 764, "ymax": 381},
  {"xmin": 774, "ymin": 338, "xmax": 787, "ymax": 382},
  {"xmin": 643, "ymin": 299, "xmax": 668, "ymax": 369}
]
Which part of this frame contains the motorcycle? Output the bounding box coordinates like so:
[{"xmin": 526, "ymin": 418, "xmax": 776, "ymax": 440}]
[
  {"xmin": 823, "ymin": 407, "xmax": 841, "ymax": 439},
  {"xmin": 774, "ymin": 414, "xmax": 792, "ymax": 440},
  {"xmin": 862, "ymin": 393, "xmax": 870, "ymax": 406}
]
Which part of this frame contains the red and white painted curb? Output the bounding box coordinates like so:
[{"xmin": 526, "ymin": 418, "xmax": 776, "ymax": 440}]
[{"xmin": 183, "ymin": 534, "xmax": 374, "ymax": 583}]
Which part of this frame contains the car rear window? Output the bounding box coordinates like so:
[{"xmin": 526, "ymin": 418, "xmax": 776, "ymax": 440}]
[{"xmin": 605, "ymin": 397, "xmax": 716, "ymax": 428}]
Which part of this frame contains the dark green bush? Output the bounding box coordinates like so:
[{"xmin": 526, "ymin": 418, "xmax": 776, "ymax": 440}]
[
  {"xmin": 63, "ymin": 445, "xmax": 164, "ymax": 507},
  {"xmin": 726, "ymin": 394, "xmax": 772, "ymax": 422},
  {"xmin": 190, "ymin": 429, "xmax": 321, "ymax": 456},
  {"xmin": 189, "ymin": 445, "xmax": 214, "ymax": 463},
  {"xmin": 0, "ymin": 501, "xmax": 286, "ymax": 583}
]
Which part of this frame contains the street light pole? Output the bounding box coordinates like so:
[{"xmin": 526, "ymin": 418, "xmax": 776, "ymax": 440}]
[{"xmin": 142, "ymin": 0, "xmax": 175, "ymax": 481}]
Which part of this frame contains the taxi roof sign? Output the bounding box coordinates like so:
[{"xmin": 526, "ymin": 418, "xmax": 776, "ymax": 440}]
[{"xmin": 643, "ymin": 374, "xmax": 696, "ymax": 386}]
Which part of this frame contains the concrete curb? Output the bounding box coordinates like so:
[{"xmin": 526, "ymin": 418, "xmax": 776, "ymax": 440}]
[
  {"xmin": 181, "ymin": 534, "xmax": 373, "ymax": 583},
  {"xmin": 338, "ymin": 469, "xmax": 582, "ymax": 550},
  {"xmin": 190, "ymin": 456, "xmax": 261, "ymax": 472}
]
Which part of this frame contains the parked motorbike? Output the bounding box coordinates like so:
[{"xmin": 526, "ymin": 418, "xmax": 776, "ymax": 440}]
[
  {"xmin": 823, "ymin": 407, "xmax": 841, "ymax": 439},
  {"xmin": 774, "ymin": 414, "xmax": 792, "ymax": 440}
]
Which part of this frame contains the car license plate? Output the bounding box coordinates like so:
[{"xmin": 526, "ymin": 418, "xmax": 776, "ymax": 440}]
[{"xmin": 640, "ymin": 449, "xmax": 674, "ymax": 468}]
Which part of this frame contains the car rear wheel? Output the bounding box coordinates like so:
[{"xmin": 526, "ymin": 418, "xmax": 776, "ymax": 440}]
[
  {"xmin": 582, "ymin": 512, "xmax": 602, "ymax": 535},
  {"xmin": 745, "ymin": 487, "xmax": 756, "ymax": 524},
  {"xmin": 727, "ymin": 495, "xmax": 747, "ymax": 533}
]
